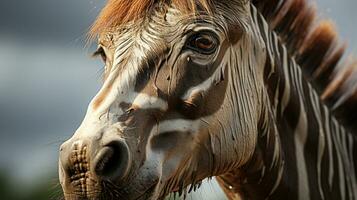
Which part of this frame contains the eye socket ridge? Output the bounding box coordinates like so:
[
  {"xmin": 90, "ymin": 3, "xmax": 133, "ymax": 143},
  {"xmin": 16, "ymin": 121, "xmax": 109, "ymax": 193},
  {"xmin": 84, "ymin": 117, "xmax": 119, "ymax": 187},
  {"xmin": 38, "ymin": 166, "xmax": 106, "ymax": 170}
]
[
  {"xmin": 185, "ymin": 31, "xmax": 219, "ymax": 55},
  {"xmin": 92, "ymin": 46, "xmax": 107, "ymax": 63}
]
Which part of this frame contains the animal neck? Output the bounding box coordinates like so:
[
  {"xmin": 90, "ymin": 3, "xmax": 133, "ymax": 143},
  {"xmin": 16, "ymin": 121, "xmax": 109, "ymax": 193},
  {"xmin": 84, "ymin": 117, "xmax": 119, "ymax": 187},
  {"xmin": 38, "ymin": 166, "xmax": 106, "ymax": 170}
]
[{"xmin": 217, "ymin": 5, "xmax": 357, "ymax": 200}]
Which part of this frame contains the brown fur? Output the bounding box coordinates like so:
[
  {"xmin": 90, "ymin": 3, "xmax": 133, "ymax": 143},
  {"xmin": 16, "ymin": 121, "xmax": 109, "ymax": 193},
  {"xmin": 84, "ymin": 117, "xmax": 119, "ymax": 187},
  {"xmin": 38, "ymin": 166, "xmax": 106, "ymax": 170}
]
[{"xmin": 253, "ymin": 0, "xmax": 357, "ymax": 134}]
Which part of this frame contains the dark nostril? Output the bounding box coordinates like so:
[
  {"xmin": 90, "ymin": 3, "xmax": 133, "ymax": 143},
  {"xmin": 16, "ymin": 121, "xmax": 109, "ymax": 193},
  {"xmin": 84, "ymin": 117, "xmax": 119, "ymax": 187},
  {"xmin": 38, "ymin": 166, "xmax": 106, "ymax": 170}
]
[{"xmin": 92, "ymin": 140, "xmax": 130, "ymax": 181}]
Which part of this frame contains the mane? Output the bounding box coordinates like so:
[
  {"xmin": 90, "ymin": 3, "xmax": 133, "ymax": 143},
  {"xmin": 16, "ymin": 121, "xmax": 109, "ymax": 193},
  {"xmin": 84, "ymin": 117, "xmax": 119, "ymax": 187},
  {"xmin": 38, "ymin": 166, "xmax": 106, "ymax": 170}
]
[
  {"xmin": 253, "ymin": 0, "xmax": 357, "ymax": 134},
  {"xmin": 89, "ymin": 0, "xmax": 212, "ymax": 38}
]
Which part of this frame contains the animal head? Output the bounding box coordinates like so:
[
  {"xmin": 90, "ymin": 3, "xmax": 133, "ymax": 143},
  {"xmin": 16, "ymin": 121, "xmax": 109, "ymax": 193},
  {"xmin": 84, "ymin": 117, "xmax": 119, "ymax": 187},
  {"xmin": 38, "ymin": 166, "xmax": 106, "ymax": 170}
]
[{"xmin": 59, "ymin": 0, "xmax": 267, "ymax": 199}]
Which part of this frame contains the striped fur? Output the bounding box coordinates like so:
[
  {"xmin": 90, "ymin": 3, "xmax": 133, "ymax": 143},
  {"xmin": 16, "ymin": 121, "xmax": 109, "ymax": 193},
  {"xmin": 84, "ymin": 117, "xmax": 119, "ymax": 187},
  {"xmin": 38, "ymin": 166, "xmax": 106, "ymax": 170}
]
[
  {"xmin": 218, "ymin": 4, "xmax": 357, "ymax": 199},
  {"xmin": 253, "ymin": 0, "xmax": 357, "ymax": 134},
  {"xmin": 60, "ymin": 0, "xmax": 357, "ymax": 200}
]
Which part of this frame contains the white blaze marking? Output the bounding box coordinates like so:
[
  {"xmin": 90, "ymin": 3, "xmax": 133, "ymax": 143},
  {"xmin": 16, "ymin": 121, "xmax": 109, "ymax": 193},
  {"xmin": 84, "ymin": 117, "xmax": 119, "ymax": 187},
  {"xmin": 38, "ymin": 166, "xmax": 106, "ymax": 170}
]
[
  {"xmin": 154, "ymin": 119, "xmax": 200, "ymax": 135},
  {"xmin": 90, "ymin": 42, "xmax": 168, "ymax": 112},
  {"xmin": 132, "ymin": 93, "xmax": 168, "ymax": 110},
  {"xmin": 78, "ymin": 41, "xmax": 168, "ymax": 138}
]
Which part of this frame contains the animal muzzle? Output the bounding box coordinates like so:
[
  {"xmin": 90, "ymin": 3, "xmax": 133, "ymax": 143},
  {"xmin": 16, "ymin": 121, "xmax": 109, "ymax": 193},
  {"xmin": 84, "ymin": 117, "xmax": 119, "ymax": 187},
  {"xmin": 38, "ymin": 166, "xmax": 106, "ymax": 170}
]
[{"xmin": 59, "ymin": 131, "xmax": 131, "ymax": 198}]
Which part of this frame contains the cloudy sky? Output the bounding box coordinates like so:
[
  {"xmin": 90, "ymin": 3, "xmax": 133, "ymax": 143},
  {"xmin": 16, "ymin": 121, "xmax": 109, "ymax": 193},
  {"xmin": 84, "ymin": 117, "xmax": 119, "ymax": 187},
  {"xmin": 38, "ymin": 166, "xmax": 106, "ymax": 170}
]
[{"xmin": 0, "ymin": 0, "xmax": 356, "ymax": 197}]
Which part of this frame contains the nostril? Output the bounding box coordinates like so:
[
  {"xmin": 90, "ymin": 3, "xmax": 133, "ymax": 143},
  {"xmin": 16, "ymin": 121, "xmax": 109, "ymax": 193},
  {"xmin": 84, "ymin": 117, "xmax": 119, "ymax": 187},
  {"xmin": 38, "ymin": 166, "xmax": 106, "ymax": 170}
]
[
  {"xmin": 94, "ymin": 146, "xmax": 115, "ymax": 176},
  {"xmin": 92, "ymin": 140, "xmax": 130, "ymax": 181}
]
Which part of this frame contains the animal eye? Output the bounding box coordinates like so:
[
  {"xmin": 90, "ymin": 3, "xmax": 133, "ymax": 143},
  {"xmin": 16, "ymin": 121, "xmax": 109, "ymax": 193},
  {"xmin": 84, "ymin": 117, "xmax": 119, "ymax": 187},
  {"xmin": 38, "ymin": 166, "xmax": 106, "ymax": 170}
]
[
  {"xmin": 186, "ymin": 32, "xmax": 218, "ymax": 55},
  {"xmin": 92, "ymin": 47, "xmax": 107, "ymax": 63}
]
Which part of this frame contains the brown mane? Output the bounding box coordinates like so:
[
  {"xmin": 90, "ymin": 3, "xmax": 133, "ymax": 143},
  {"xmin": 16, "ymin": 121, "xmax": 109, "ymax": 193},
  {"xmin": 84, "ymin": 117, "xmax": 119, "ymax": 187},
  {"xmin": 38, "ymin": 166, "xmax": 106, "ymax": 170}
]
[
  {"xmin": 90, "ymin": 0, "xmax": 357, "ymax": 133},
  {"xmin": 89, "ymin": 0, "xmax": 212, "ymax": 38},
  {"xmin": 253, "ymin": 0, "xmax": 357, "ymax": 133}
]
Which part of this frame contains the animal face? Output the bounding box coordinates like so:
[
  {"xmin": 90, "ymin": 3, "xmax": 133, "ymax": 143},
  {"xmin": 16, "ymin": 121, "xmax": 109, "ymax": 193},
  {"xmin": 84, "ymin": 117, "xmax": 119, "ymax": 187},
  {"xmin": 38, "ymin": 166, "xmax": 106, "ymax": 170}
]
[{"xmin": 58, "ymin": 2, "xmax": 259, "ymax": 199}]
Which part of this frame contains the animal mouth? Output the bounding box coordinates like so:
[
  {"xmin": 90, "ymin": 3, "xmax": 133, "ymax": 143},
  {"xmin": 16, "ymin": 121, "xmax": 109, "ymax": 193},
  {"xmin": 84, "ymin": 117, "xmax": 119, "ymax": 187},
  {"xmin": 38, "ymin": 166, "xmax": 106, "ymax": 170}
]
[
  {"xmin": 62, "ymin": 171, "xmax": 160, "ymax": 200},
  {"xmin": 62, "ymin": 182, "xmax": 157, "ymax": 200}
]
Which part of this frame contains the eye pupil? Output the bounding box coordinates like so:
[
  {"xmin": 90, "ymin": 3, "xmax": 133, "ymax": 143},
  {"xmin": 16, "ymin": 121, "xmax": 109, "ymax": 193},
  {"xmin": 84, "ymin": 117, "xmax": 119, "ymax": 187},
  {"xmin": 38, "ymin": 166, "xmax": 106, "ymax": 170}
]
[
  {"xmin": 187, "ymin": 33, "xmax": 217, "ymax": 54},
  {"xmin": 195, "ymin": 37, "xmax": 213, "ymax": 49}
]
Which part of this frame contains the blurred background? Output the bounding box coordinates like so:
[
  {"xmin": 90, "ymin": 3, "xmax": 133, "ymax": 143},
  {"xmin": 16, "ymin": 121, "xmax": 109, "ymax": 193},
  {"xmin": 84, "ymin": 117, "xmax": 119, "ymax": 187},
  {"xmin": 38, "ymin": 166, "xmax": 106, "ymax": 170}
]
[{"xmin": 0, "ymin": 0, "xmax": 356, "ymax": 199}]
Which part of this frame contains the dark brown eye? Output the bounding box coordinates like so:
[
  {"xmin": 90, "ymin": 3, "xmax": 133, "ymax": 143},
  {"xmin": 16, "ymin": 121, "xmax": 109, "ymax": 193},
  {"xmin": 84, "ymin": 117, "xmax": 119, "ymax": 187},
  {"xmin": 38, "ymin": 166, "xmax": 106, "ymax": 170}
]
[
  {"xmin": 186, "ymin": 32, "xmax": 218, "ymax": 54},
  {"xmin": 92, "ymin": 47, "xmax": 107, "ymax": 63}
]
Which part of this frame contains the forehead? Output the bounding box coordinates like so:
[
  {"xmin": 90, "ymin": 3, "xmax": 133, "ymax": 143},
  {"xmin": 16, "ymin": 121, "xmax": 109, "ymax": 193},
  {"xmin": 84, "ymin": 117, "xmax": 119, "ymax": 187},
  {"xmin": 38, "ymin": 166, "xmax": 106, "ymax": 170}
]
[{"xmin": 97, "ymin": 7, "xmax": 227, "ymax": 46}]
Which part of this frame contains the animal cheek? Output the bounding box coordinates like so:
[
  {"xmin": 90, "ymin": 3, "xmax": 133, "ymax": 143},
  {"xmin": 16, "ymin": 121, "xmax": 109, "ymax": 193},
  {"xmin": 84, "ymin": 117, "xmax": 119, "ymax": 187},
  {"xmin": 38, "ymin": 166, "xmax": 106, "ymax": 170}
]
[
  {"xmin": 148, "ymin": 131, "xmax": 196, "ymax": 181},
  {"xmin": 150, "ymin": 131, "xmax": 191, "ymax": 152}
]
